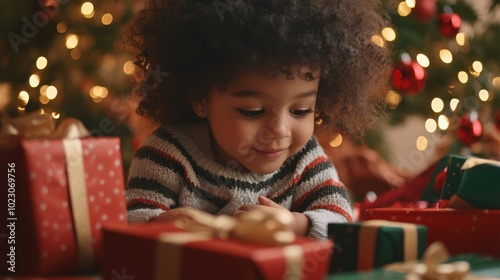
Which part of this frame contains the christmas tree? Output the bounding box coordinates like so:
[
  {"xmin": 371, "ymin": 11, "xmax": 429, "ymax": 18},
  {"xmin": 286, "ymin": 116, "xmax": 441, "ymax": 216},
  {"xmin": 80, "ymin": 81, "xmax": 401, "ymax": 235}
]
[{"xmin": 1, "ymin": 0, "xmax": 500, "ymax": 173}]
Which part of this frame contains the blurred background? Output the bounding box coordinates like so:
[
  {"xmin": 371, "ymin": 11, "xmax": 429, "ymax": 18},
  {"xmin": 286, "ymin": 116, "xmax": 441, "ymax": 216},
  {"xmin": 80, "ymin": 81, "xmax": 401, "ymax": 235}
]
[{"xmin": 1, "ymin": 0, "xmax": 500, "ymax": 201}]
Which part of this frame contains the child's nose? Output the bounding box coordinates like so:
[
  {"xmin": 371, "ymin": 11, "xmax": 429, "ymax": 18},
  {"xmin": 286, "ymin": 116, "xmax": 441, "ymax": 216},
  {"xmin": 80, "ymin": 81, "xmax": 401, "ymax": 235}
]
[{"xmin": 269, "ymin": 114, "xmax": 291, "ymax": 139}]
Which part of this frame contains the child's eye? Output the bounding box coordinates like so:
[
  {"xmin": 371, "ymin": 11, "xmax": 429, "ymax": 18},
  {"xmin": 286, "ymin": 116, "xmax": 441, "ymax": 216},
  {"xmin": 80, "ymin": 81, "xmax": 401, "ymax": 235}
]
[
  {"xmin": 290, "ymin": 108, "xmax": 313, "ymax": 118},
  {"xmin": 237, "ymin": 109, "xmax": 264, "ymax": 119}
]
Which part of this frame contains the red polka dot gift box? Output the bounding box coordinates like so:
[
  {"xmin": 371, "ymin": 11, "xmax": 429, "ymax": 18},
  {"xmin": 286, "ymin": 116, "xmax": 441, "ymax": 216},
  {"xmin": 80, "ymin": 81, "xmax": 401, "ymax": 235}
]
[{"xmin": 0, "ymin": 136, "xmax": 127, "ymax": 275}]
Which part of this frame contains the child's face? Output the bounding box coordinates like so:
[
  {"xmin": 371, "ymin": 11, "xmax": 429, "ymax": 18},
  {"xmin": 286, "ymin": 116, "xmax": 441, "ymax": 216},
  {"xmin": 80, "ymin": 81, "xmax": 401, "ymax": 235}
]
[{"xmin": 200, "ymin": 67, "xmax": 319, "ymax": 175}]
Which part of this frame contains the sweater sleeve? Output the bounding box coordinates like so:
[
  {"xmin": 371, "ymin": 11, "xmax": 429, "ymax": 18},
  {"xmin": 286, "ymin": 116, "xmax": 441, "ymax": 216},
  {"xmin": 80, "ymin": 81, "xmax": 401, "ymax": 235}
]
[
  {"xmin": 125, "ymin": 129, "xmax": 187, "ymax": 223},
  {"xmin": 291, "ymin": 138, "xmax": 354, "ymax": 240}
]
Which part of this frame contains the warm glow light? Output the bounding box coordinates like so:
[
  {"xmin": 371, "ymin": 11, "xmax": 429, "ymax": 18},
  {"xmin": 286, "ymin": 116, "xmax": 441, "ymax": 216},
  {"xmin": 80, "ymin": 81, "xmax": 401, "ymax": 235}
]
[
  {"xmin": 398, "ymin": 2, "xmax": 411, "ymax": 16},
  {"xmin": 52, "ymin": 112, "xmax": 61, "ymax": 119},
  {"xmin": 456, "ymin": 33, "xmax": 465, "ymax": 46},
  {"xmin": 493, "ymin": 77, "xmax": 500, "ymax": 89},
  {"xmin": 89, "ymin": 86, "xmax": 109, "ymax": 100},
  {"xmin": 81, "ymin": 2, "xmax": 94, "ymax": 18},
  {"xmin": 416, "ymin": 136, "xmax": 428, "ymax": 151},
  {"xmin": 39, "ymin": 95, "xmax": 50, "ymax": 104},
  {"xmin": 57, "ymin": 22, "xmax": 67, "ymax": 33},
  {"xmin": 46, "ymin": 86, "xmax": 58, "ymax": 100},
  {"xmin": 18, "ymin": 91, "xmax": 29, "ymax": 105},
  {"xmin": 479, "ymin": 89, "xmax": 489, "ymax": 101},
  {"xmin": 386, "ymin": 90, "xmax": 402, "ymax": 109},
  {"xmin": 416, "ymin": 54, "xmax": 430, "ymax": 68},
  {"xmin": 438, "ymin": 115, "xmax": 450, "ymax": 130},
  {"xmin": 406, "ymin": 0, "xmax": 416, "ymax": 8},
  {"xmin": 36, "ymin": 56, "xmax": 48, "ymax": 70},
  {"xmin": 40, "ymin": 85, "xmax": 48, "ymax": 96},
  {"xmin": 29, "ymin": 74, "xmax": 40, "ymax": 88},
  {"xmin": 371, "ymin": 35, "xmax": 384, "ymax": 48},
  {"xmin": 102, "ymin": 13, "xmax": 113, "ymax": 25},
  {"xmin": 329, "ymin": 134, "xmax": 343, "ymax": 147},
  {"xmin": 439, "ymin": 49, "xmax": 453, "ymax": 63},
  {"xmin": 431, "ymin": 98, "xmax": 444, "ymax": 113},
  {"xmin": 450, "ymin": 98, "xmax": 460, "ymax": 111},
  {"xmin": 381, "ymin": 27, "xmax": 396, "ymax": 42},
  {"xmin": 123, "ymin": 61, "xmax": 135, "ymax": 75},
  {"xmin": 66, "ymin": 34, "xmax": 79, "ymax": 49},
  {"xmin": 71, "ymin": 48, "xmax": 81, "ymax": 60},
  {"xmin": 458, "ymin": 71, "xmax": 468, "ymax": 84},
  {"xmin": 425, "ymin": 119, "xmax": 437, "ymax": 133},
  {"xmin": 472, "ymin": 61, "xmax": 483, "ymax": 73}
]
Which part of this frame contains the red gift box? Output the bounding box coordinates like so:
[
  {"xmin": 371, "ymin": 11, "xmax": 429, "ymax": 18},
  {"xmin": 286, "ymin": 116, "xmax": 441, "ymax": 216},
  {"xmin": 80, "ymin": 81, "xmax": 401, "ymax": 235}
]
[
  {"xmin": 102, "ymin": 222, "xmax": 333, "ymax": 280},
  {"xmin": 365, "ymin": 208, "xmax": 500, "ymax": 258},
  {"xmin": 0, "ymin": 136, "xmax": 127, "ymax": 275}
]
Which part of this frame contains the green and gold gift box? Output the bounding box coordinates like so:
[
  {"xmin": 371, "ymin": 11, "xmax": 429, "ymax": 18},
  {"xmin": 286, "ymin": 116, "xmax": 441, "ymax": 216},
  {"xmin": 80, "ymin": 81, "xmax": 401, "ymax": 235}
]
[{"xmin": 328, "ymin": 220, "xmax": 427, "ymax": 274}]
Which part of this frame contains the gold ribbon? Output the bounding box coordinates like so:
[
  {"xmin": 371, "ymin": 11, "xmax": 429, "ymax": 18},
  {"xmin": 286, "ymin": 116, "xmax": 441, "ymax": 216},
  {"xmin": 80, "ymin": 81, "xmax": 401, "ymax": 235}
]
[
  {"xmin": 461, "ymin": 158, "xmax": 500, "ymax": 170},
  {"xmin": 385, "ymin": 242, "xmax": 497, "ymax": 280},
  {"xmin": 358, "ymin": 220, "xmax": 418, "ymax": 271},
  {"xmin": 2, "ymin": 112, "xmax": 93, "ymax": 271},
  {"xmin": 154, "ymin": 208, "xmax": 302, "ymax": 280}
]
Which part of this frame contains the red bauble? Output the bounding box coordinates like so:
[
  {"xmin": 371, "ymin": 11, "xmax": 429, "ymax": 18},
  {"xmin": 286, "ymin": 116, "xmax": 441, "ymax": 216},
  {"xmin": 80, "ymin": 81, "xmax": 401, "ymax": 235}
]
[
  {"xmin": 412, "ymin": 0, "xmax": 438, "ymax": 23},
  {"xmin": 456, "ymin": 114, "xmax": 483, "ymax": 146},
  {"xmin": 391, "ymin": 60, "xmax": 426, "ymax": 95},
  {"xmin": 437, "ymin": 12, "xmax": 462, "ymax": 37}
]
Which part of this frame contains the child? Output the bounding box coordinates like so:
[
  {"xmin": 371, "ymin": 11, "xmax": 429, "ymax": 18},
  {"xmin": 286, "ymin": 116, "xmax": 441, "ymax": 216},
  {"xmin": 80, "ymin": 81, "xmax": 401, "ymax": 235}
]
[{"xmin": 123, "ymin": 0, "xmax": 392, "ymax": 240}]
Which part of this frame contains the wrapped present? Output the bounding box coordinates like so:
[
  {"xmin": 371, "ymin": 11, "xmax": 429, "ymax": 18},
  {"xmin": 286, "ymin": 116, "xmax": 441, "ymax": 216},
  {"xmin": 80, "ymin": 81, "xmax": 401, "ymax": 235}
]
[
  {"xmin": 327, "ymin": 242, "xmax": 500, "ymax": 279},
  {"xmin": 448, "ymin": 158, "xmax": 500, "ymax": 209},
  {"xmin": 102, "ymin": 209, "xmax": 333, "ymax": 280},
  {"xmin": 438, "ymin": 155, "xmax": 468, "ymax": 202},
  {"xmin": 366, "ymin": 208, "xmax": 500, "ymax": 258},
  {"xmin": 0, "ymin": 114, "xmax": 127, "ymax": 275},
  {"xmin": 327, "ymin": 220, "xmax": 427, "ymax": 273}
]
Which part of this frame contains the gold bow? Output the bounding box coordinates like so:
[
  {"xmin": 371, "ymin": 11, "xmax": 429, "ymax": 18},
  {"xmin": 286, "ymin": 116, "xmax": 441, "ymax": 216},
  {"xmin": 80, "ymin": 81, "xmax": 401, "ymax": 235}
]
[
  {"xmin": 173, "ymin": 207, "xmax": 296, "ymax": 246},
  {"xmin": 385, "ymin": 242, "xmax": 497, "ymax": 280},
  {"xmin": 1, "ymin": 111, "xmax": 89, "ymax": 138}
]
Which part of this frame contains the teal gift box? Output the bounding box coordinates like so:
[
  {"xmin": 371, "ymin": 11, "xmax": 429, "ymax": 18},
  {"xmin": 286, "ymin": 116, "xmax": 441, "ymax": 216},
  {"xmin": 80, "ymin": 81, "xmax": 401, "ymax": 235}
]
[
  {"xmin": 451, "ymin": 158, "xmax": 500, "ymax": 209},
  {"xmin": 440, "ymin": 155, "xmax": 468, "ymax": 200},
  {"xmin": 328, "ymin": 220, "xmax": 427, "ymax": 274}
]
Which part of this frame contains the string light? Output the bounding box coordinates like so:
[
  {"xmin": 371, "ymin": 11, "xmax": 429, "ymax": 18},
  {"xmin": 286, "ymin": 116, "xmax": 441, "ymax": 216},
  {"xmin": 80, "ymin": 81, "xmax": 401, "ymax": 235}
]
[
  {"xmin": 56, "ymin": 22, "xmax": 67, "ymax": 33},
  {"xmin": 18, "ymin": 91, "xmax": 29, "ymax": 106},
  {"xmin": 29, "ymin": 74, "xmax": 40, "ymax": 88},
  {"xmin": 493, "ymin": 77, "xmax": 500, "ymax": 89},
  {"xmin": 66, "ymin": 34, "xmax": 79, "ymax": 49},
  {"xmin": 46, "ymin": 86, "xmax": 58, "ymax": 100},
  {"xmin": 472, "ymin": 61, "xmax": 483, "ymax": 73},
  {"xmin": 81, "ymin": 2, "xmax": 95, "ymax": 18},
  {"xmin": 71, "ymin": 48, "xmax": 81, "ymax": 60},
  {"xmin": 39, "ymin": 95, "xmax": 50, "ymax": 104},
  {"xmin": 40, "ymin": 85, "xmax": 49, "ymax": 96},
  {"xmin": 52, "ymin": 112, "xmax": 61, "ymax": 119},
  {"xmin": 450, "ymin": 98, "xmax": 460, "ymax": 111},
  {"xmin": 431, "ymin": 98, "xmax": 444, "ymax": 113},
  {"xmin": 478, "ymin": 89, "xmax": 489, "ymax": 101},
  {"xmin": 381, "ymin": 27, "xmax": 396, "ymax": 42},
  {"xmin": 329, "ymin": 134, "xmax": 343, "ymax": 147},
  {"xmin": 425, "ymin": 119, "xmax": 437, "ymax": 133},
  {"xmin": 386, "ymin": 90, "xmax": 402, "ymax": 109},
  {"xmin": 36, "ymin": 56, "xmax": 48, "ymax": 70},
  {"xmin": 398, "ymin": 2, "xmax": 411, "ymax": 16},
  {"xmin": 458, "ymin": 71, "xmax": 468, "ymax": 84},
  {"xmin": 456, "ymin": 33, "xmax": 465, "ymax": 46},
  {"xmin": 405, "ymin": 0, "xmax": 415, "ymax": 8},
  {"xmin": 102, "ymin": 13, "xmax": 113, "ymax": 25},
  {"xmin": 416, "ymin": 54, "xmax": 430, "ymax": 67},
  {"xmin": 438, "ymin": 115, "xmax": 450, "ymax": 130},
  {"xmin": 89, "ymin": 85, "xmax": 109, "ymax": 103},
  {"xmin": 439, "ymin": 49, "xmax": 453, "ymax": 63},
  {"xmin": 371, "ymin": 35, "xmax": 384, "ymax": 48},
  {"xmin": 123, "ymin": 61, "xmax": 135, "ymax": 75},
  {"xmin": 416, "ymin": 136, "xmax": 428, "ymax": 151}
]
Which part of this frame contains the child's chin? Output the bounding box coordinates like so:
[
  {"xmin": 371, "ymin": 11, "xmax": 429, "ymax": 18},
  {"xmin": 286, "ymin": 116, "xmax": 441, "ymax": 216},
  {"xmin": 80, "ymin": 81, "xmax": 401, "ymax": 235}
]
[{"xmin": 245, "ymin": 163, "xmax": 282, "ymax": 175}]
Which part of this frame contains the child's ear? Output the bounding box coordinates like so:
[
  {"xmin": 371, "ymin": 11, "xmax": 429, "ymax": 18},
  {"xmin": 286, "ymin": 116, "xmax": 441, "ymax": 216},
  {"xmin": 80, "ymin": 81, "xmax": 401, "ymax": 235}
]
[{"xmin": 189, "ymin": 97, "xmax": 208, "ymax": 118}]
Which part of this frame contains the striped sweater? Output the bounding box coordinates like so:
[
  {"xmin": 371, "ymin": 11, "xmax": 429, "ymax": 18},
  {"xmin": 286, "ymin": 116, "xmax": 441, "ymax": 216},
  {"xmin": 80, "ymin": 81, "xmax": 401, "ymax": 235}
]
[{"xmin": 126, "ymin": 123, "xmax": 353, "ymax": 240}]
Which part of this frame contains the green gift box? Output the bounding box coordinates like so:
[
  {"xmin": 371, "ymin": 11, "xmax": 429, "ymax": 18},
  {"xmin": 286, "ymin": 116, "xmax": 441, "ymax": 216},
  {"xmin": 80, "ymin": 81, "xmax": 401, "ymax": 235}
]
[
  {"xmin": 328, "ymin": 220, "xmax": 427, "ymax": 274},
  {"xmin": 453, "ymin": 158, "xmax": 500, "ymax": 209}
]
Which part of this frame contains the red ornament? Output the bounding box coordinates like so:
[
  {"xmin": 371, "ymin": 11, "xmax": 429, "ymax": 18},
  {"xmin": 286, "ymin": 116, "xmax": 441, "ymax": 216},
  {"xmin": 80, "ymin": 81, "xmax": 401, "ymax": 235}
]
[
  {"xmin": 456, "ymin": 113, "xmax": 483, "ymax": 146},
  {"xmin": 412, "ymin": 0, "xmax": 438, "ymax": 23},
  {"xmin": 391, "ymin": 60, "xmax": 426, "ymax": 95},
  {"xmin": 437, "ymin": 12, "xmax": 462, "ymax": 37}
]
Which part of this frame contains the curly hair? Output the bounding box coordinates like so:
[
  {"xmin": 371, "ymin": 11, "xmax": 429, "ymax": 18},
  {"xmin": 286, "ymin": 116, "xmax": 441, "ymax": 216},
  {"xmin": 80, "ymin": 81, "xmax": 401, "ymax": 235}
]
[{"xmin": 122, "ymin": 0, "xmax": 392, "ymax": 138}]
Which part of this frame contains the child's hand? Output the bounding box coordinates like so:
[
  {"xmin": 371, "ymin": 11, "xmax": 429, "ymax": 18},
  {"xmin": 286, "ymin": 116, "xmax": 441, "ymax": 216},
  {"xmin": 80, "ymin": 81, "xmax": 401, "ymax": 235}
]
[{"xmin": 236, "ymin": 195, "xmax": 312, "ymax": 236}]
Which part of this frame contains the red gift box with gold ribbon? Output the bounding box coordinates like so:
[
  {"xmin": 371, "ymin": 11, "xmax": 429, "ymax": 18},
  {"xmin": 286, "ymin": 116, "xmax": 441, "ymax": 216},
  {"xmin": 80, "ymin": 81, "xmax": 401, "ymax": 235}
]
[
  {"xmin": 0, "ymin": 116, "xmax": 127, "ymax": 275},
  {"xmin": 365, "ymin": 208, "xmax": 500, "ymax": 258},
  {"xmin": 102, "ymin": 221, "xmax": 333, "ymax": 280}
]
